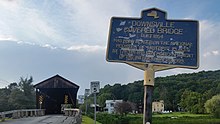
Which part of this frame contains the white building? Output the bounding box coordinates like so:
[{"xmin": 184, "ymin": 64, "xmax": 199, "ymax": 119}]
[{"xmin": 105, "ymin": 100, "xmax": 123, "ymax": 114}]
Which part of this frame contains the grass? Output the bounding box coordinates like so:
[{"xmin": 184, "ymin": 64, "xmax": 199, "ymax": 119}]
[
  {"xmin": 153, "ymin": 117, "xmax": 220, "ymax": 124},
  {"xmin": 153, "ymin": 112, "xmax": 211, "ymax": 117},
  {"xmin": 126, "ymin": 112, "xmax": 220, "ymax": 124},
  {"xmin": 0, "ymin": 117, "xmax": 11, "ymax": 122},
  {"xmin": 152, "ymin": 112, "xmax": 220, "ymax": 124},
  {"xmin": 82, "ymin": 115, "xmax": 102, "ymax": 124}
]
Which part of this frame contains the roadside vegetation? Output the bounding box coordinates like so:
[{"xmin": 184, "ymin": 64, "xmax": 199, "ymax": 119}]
[
  {"xmin": 82, "ymin": 70, "xmax": 220, "ymax": 116},
  {"xmin": 81, "ymin": 70, "xmax": 220, "ymax": 124},
  {"xmin": 0, "ymin": 76, "xmax": 35, "ymax": 112},
  {"xmin": 82, "ymin": 115, "xmax": 101, "ymax": 124},
  {"xmin": 152, "ymin": 112, "xmax": 220, "ymax": 124},
  {"xmin": 84, "ymin": 112, "xmax": 220, "ymax": 124}
]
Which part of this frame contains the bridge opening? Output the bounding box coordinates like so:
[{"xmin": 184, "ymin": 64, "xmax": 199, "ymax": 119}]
[{"xmin": 34, "ymin": 75, "xmax": 79, "ymax": 114}]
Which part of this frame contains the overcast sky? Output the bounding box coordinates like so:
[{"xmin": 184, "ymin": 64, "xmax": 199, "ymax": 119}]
[{"xmin": 0, "ymin": 0, "xmax": 220, "ymax": 95}]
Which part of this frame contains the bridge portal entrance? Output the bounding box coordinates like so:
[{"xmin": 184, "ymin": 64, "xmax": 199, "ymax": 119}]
[{"xmin": 34, "ymin": 75, "xmax": 79, "ymax": 114}]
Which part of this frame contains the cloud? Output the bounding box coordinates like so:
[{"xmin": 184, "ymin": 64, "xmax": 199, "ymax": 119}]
[
  {"xmin": 0, "ymin": 0, "xmax": 134, "ymax": 50},
  {"xmin": 1, "ymin": 0, "xmax": 220, "ymax": 94},
  {"xmin": 200, "ymin": 20, "xmax": 220, "ymax": 50},
  {"xmin": 183, "ymin": 19, "xmax": 220, "ymax": 71},
  {"xmin": 62, "ymin": 0, "xmax": 133, "ymax": 45},
  {"xmin": 0, "ymin": 36, "xmax": 58, "ymax": 50},
  {"xmin": 0, "ymin": 35, "xmax": 18, "ymax": 41},
  {"xmin": 212, "ymin": 50, "xmax": 219, "ymax": 55},
  {"xmin": 66, "ymin": 44, "xmax": 106, "ymax": 52},
  {"xmin": 41, "ymin": 44, "xmax": 57, "ymax": 50},
  {"xmin": 0, "ymin": 41, "xmax": 140, "ymax": 94},
  {"xmin": 199, "ymin": 20, "xmax": 220, "ymax": 62},
  {"xmin": 0, "ymin": 0, "xmax": 21, "ymax": 11},
  {"xmin": 203, "ymin": 50, "xmax": 219, "ymax": 57},
  {"xmin": 0, "ymin": 1, "xmax": 70, "ymax": 48},
  {"xmin": 0, "ymin": 0, "xmax": 130, "ymax": 50}
]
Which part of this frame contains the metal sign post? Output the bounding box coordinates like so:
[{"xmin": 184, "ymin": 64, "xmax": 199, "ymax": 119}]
[
  {"xmin": 143, "ymin": 65, "xmax": 155, "ymax": 124},
  {"xmin": 85, "ymin": 96, "xmax": 88, "ymax": 115},
  {"xmin": 90, "ymin": 81, "xmax": 100, "ymax": 124},
  {"xmin": 106, "ymin": 8, "xmax": 199, "ymax": 124},
  {"xmin": 94, "ymin": 92, "xmax": 97, "ymax": 124}
]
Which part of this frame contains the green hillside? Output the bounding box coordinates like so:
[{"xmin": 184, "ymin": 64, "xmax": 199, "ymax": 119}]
[{"xmin": 95, "ymin": 70, "xmax": 220, "ymax": 113}]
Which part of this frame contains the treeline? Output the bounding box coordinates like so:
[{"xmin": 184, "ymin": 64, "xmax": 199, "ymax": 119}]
[
  {"xmin": 93, "ymin": 70, "xmax": 220, "ymax": 114},
  {"xmin": 0, "ymin": 76, "xmax": 35, "ymax": 112}
]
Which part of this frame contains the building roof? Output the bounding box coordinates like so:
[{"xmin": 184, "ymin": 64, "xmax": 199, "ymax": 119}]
[{"xmin": 34, "ymin": 74, "xmax": 79, "ymax": 89}]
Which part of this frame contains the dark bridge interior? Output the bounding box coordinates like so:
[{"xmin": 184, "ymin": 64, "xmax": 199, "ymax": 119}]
[{"xmin": 34, "ymin": 75, "xmax": 79, "ymax": 114}]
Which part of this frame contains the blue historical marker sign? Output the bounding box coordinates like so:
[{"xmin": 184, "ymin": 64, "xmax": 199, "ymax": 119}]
[{"xmin": 106, "ymin": 8, "xmax": 199, "ymax": 68}]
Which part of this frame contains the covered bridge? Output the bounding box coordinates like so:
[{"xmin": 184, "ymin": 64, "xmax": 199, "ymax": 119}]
[{"xmin": 34, "ymin": 75, "xmax": 79, "ymax": 114}]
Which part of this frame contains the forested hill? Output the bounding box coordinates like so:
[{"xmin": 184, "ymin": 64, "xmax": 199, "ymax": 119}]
[{"xmin": 97, "ymin": 69, "xmax": 220, "ymax": 113}]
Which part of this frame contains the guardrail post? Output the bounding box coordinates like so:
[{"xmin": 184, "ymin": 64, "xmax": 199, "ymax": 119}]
[
  {"xmin": 18, "ymin": 111, "xmax": 21, "ymax": 118},
  {"xmin": 34, "ymin": 110, "xmax": 36, "ymax": 116},
  {"xmin": 36, "ymin": 110, "xmax": 39, "ymax": 116},
  {"xmin": 41, "ymin": 109, "xmax": 45, "ymax": 116},
  {"xmin": 30, "ymin": 111, "xmax": 33, "ymax": 117},
  {"xmin": 25, "ymin": 111, "xmax": 28, "ymax": 117},
  {"xmin": 21, "ymin": 111, "xmax": 23, "ymax": 118}
]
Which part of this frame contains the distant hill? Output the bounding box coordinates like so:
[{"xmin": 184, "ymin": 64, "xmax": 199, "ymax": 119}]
[{"xmin": 97, "ymin": 70, "xmax": 220, "ymax": 112}]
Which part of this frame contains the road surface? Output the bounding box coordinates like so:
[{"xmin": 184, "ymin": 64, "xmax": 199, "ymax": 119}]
[{"xmin": 1, "ymin": 115, "xmax": 77, "ymax": 124}]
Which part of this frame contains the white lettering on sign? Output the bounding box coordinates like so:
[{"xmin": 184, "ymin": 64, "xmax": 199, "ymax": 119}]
[
  {"xmin": 112, "ymin": 38, "xmax": 194, "ymax": 65},
  {"xmin": 107, "ymin": 8, "xmax": 198, "ymax": 68}
]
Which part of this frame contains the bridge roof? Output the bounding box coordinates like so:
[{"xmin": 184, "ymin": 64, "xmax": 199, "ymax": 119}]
[{"xmin": 34, "ymin": 74, "xmax": 79, "ymax": 89}]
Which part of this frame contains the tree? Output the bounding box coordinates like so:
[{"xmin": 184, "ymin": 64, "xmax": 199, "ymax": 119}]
[
  {"xmin": 19, "ymin": 76, "xmax": 34, "ymax": 97},
  {"xmin": 8, "ymin": 82, "xmax": 18, "ymax": 90},
  {"xmin": 6, "ymin": 77, "xmax": 36, "ymax": 110},
  {"xmin": 114, "ymin": 101, "xmax": 133, "ymax": 115},
  {"xmin": 92, "ymin": 70, "xmax": 220, "ymax": 114},
  {"xmin": 159, "ymin": 86, "xmax": 172, "ymax": 110},
  {"xmin": 18, "ymin": 76, "xmax": 36, "ymax": 108},
  {"xmin": 97, "ymin": 93, "xmax": 114, "ymax": 107},
  {"xmin": 8, "ymin": 88, "xmax": 27, "ymax": 109},
  {"xmin": 180, "ymin": 90, "xmax": 204, "ymax": 113},
  {"xmin": 128, "ymin": 92, "xmax": 142, "ymax": 104},
  {"xmin": 79, "ymin": 98, "xmax": 94, "ymax": 114},
  {"xmin": 0, "ymin": 88, "xmax": 10, "ymax": 111},
  {"xmin": 111, "ymin": 84, "xmax": 123, "ymax": 99},
  {"xmin": 205, "ymin": 94, "xmax": 220, "ymax": 118}
]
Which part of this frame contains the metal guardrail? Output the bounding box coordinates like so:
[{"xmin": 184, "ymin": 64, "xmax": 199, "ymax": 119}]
[
  {"xmin": 0, "ymin": 109, "xmax": 81, "ymax": 123},
  {"xmin": 0, "ymin": 109, "xmax": 45, "ymax": 120},
  {"xmin": 63, "ymin": 109, "xmax": 82, "ymax": 124}
]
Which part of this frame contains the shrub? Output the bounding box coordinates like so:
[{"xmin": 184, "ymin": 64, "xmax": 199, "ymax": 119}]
[{"xmin": 205, "ymin": 94, "xmax": 220, "ymax": 118}]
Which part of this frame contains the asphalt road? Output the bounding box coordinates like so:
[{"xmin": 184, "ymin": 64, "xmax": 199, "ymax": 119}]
[{"xmin": 1, "ymin": 115, "xmax": 77, "ymax": 124}]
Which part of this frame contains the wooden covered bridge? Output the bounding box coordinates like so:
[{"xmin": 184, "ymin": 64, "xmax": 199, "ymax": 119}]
[{"xmin": 34, "ymin": 75, "xmax": 79, "ymax": 114}]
